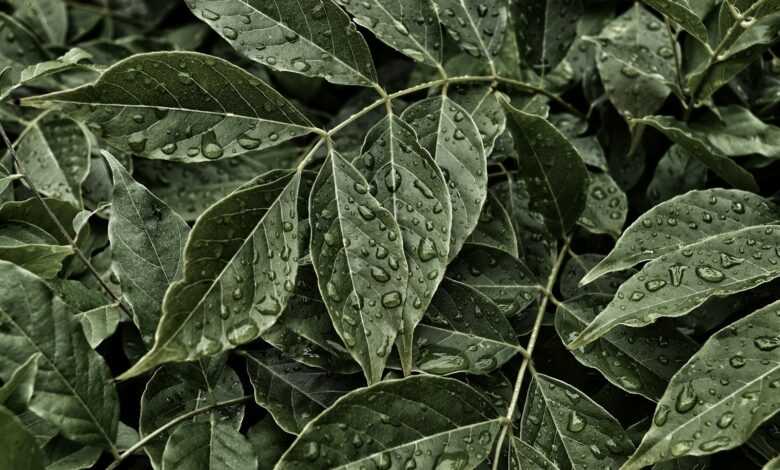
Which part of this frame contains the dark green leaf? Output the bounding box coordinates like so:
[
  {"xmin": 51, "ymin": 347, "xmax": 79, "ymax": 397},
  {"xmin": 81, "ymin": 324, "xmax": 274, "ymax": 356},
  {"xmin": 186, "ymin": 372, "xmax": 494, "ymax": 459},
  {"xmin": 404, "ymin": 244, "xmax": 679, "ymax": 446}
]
[
  {"xmin": 247, "ymin": 416, "xmax": 293, "ymax": 470},
  {"xmin": 466, "ymin": 191, "xmax": 519, "ymax": 257},
  {"xmin": 646, "ymin": 145, "xmax": 708, "ymax": 206},
  {"xmin": 0, "ymin": 405, "xmax": 46, "ymax": 470},
  {"xmin": 514, "ymin": 0, "xmax": 583, "ymax": 72},
  {"xmin": 436, "ymin": 0, "xmax": 508, "ymax": 74},
  {"xmin": 640, "ymin": 0, "xmax": 709, "ymax": 46},
  {"xmin": 578, "ymin": 171, "xmax": 627, "ymax": 238},
  {"xmin": 161, "ymin": 420, "xmax": 257, "ymax": 470},
  {"xmin": 0, "ymin": 353, "xmax": 40, "ymax": 413}
]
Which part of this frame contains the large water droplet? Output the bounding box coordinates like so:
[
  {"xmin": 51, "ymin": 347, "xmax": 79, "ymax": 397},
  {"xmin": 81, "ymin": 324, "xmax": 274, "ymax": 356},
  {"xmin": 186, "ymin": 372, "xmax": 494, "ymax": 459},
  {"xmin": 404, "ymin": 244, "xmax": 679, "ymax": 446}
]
[
  {"xmin": 567, "ymin": 411, "xmax": 586, "ymax": 433},
  {"xmin": 417, "ymin": 237, "xmax": 438, "ymax": 262},
  {"xmin": 675, "ymin": 382, "xmax": 697, "ymax": 413},
  {"xmin": 695, "ymin": 265, "xmax": 725, "ymax": 283},
  {"xmin": 381, "ymin": 291, "xmax": 403, "ymax": 308}
]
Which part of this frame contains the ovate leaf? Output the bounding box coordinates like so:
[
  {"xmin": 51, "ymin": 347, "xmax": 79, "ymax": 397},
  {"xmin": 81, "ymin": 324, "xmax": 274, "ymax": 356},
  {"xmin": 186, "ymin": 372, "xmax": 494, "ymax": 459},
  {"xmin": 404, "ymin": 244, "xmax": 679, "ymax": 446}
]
[
  {"xmin": 104, "ymin": 151, "xmax": 189, "ymax": 346},
  {"xmin": 415, "ymin": 279, "xmax": 523, "ymax": 375},
  {"xmin": 435, "ymin": 0, "xmax": 508, "ymax": 73},
  {"xmin": 582, "ymin": 189, "xmax": 779, "ymax": 284},
  {"xmin": 140, "ymin": 356, "xmax": 245, "ymax": 469},
  {"xmin": 0, "ymin": 354, "xmax": 40, "ymax": 413},
  {"xmin": 247, "ymin": 416, "xmax": 293, "ymax": 470},
  {"xmin": 188, "ymin": 0, "xmax": 378, "ymax": 87},
  {"xmin": 448, "ymin": 84, "xmax": 507, "ymax": 155},
  {"xmin": 624, "ymin": 299, "xmax": 780, "ymax": 468},
  {"xmin": 503, "ymin": 99, "xmax": 589, "ymax": 238},
  {"xmin": 466, "ymin": 191, "xmax": 518, "ymax": 257},
  {"xmin": 555, "ymin": 294, "xmax": 698, "ymax": 401},
  {"xmin": 243, "ymin": 350, "xmax": 362, "ymax": 434},
  {"xmin": 0, "ymin": 406, "xmax": 46, "ymax": 470},
  {"xmin": 310, "ymin": 150, "xmax": 409, "ymax": 384},
  {"xmin": 578, "ymin": 171, "xmax": 628, "ymax": 238},
  {"xmin": 336, "ymin": 0, "xmax": 443, "ymax": 68},
  {"xmin": 640, "ymin": 0, "xmax": 709, "ymax": 46},
  {"xmin": 514, "ymin": 0, "xmax": 583, "ymax": 72},
  {"xmin": 276, "ymin": 375, "xmax": 502, "ymax": 469},
  {"xmin": 119, "ymin": 170, "xmax": 303, "ymax": 379},
  {"xmin": 403, "ymin": 95, "xmax": 488, "ymax": 260},
  {"xmin": 353, "ymin": 115, "xmax": 451, "ymax": 375},
  {"xmin": 77, "ymin": 303, "xmax": 123, "ymax": 349},
  {"xmin": 635, "ymin": 115, "xmax": 760, "ymax": 192},
  {"xmin": 23, "ymin": 52, "xmax": 315, "ymax": 162},
  {"xmin": 0, "ymin": 261, "xmax": 118, "ymax": 448},
  {"xmin": 521, "ymin": 373, "xmax": 635, "ymax": 469},
  {"xmin": 0, "ymin": 13, "xmax": 48, "ymax": 99},
  {"xmin": 570, "ymin": 224, "xmax": 780, "ymax": 348},
  {"xmin": 161, "ymin": 420, "xmax": 257, "ymax": 470}
]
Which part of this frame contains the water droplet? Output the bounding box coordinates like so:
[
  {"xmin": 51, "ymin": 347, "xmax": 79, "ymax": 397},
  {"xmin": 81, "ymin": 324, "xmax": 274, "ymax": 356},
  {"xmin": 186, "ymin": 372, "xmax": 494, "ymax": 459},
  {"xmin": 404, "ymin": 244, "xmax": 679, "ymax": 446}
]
[
  {"xmin": 567, "ymin": 411, "xmax": 586, "ymax": 433},
  {"xmin": 417, "ymin": 237, "xmax": 438, "ymax": 262},
  {"xmin": 128, "ymin": 132, "xmax": 147, "ymax": 153},
  {"xmin": 670, "ymin": 440, "xmax": 693, "ymax": 457},
  {"xmin": 223, "ymin": 26, "xmax": 238, "ymax": 40},
  {"xmin": 695, "ymin": 265, "xmax": 725, "ymax": 283},
  {"xmin": 675, "ymin": 382, "xmax": 697, "ymax": 413},
  {"xmin": 371, "ymin": 266, "xmax": 390, "ymax": 283},
  {"xmin": 720, "ymin": 253, "xmax": 744, "ymax": 268},
  {"xmin": 755, "ymin": 335, "xmax": 780, "ymax": 351},
  {"xmin": 729, "ymin": 355, "xmax": 746, "ymax": 368},
  {"xmin": 645, "ymin": 279, "xmax": 666, "ymax": 292},
  {"xmin": 227, "ymin": 321, "xmax": 259, "ymax": 345},
  {"xmin": 717, "ymin": 411, "xmax": 734, "ymax": 429},
  {"xmin": 381, "ymin": 291, "xmax": 402, "ymax": 308}
]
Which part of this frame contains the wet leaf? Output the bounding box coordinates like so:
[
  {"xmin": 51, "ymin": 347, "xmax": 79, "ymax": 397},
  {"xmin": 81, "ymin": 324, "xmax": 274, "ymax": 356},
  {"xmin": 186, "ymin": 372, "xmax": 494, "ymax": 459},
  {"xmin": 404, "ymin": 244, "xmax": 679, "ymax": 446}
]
[
  {"xmin": 640, "ymin": 0, "xmax": 709, "ymax": 46},
  {"xmin": 467, "ymin": 191, "xmax": 519, "ymax": 257},
  {"xmin": 188, "ymin": 0, "xmax": 378, "ymax": 87},
  {"xmin": 578, "ymin": 171, "xmax": 627, "ymax": 238},
  {"xmin": 310, "ymin": 150, "xmax": 408, "ymax": 384},
  {"xmin": 161, "ymin": 420, "xmax": 256, "ymax": 470},
  {"xmin": 514, "ymin": 0, "xmax": 583, "ymax": 72},
  {"xmin": 0, "ymin": 406, "xmax": 46, "ymax": 470},
  {"xmin": 23, "ymin": 52, "xmax": 315, "ymax": 162},
  {"xmin": 276, "ymin": 375, "xmax": 503, "ymax": 469},
  {"xmin": 435, "ymin": 0, "xmax": 508, "ymax": 73},
  {"xmin": 646, "ymin": 145, "xmax": 708, "ymax": 206},
  {"xmin": 0, "ymin": 354, "xmax": 40, "ymax": 413},
  {"xmin": 77, "ymin": 303, "xmax": 122, "ymax": 349},
  {"xmin": 624, "ymin": 299, "xmax": 780, "ymax": 468}
]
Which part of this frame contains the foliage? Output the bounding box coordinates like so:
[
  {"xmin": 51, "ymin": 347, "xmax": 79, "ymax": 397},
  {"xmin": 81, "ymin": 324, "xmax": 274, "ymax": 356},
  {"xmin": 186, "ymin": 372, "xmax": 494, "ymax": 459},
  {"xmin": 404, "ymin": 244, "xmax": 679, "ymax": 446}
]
[{"xmin": 0, "ymin": 0, "xmax": 779, "ymax": 469}]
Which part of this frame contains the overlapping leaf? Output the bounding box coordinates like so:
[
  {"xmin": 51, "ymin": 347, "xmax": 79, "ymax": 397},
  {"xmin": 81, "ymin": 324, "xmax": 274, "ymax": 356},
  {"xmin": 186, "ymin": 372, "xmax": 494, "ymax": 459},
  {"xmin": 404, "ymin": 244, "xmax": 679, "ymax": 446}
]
[
  {"xmin": 187, "ymin": 0, "xmax": 378, "ymax": 87},
  {"xmin": 640, "ymin": 0, "xmax": 709, "ymax": 46},
  {"xmin": 23, "ymin": 52, "xmax": 315, "ymax": 162},
  {"xmin": 514, "ymin": 0, "xmax": 583, "ymax": 72},
  {"xmin": 435, "ymin": 0, "xmax": 508, "ymax": 73},
  {"xmin": 466, "ymin": 191, "xmax": 518, "ymax": 257},
  {"xmin": 161, "ymin": 421, "xmax": 256, "ymax": 470},
  {"xmin": 119, "ymin": 170, "xmax": 303, "ymax": 379},
  {"xmin": 0, "ymin": 406, "xmax": 45, "ymax": 470}
]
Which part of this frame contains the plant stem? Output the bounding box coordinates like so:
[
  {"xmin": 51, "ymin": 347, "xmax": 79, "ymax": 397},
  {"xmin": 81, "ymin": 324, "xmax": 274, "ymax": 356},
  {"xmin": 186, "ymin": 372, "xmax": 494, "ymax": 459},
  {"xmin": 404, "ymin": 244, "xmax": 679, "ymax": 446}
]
[
  {"xmin": 105, "ymin": 395, "xmax": 252, "ymax": 470},
  {"xmin": 0, "ymin": 121, "xmax": 132, "ymax": 318},
  {"xmin": 490, "ymin": 237, "xmax": 571, "ymax": 470},
  {"xmin": 664, "ymin": 17, "xmax": 686, "ymax": 107}
]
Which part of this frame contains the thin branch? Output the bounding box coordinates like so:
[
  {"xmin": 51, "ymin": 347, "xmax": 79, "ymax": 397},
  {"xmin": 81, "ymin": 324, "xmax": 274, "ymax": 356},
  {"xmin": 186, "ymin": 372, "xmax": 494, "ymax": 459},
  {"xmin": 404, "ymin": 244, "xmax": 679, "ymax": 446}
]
[
  {"xmin": 105, "ymin": 395, "xmax": 252, "ymax": 470},
  {"xmin": 0, "ymin": 121, "xmax": 132, "ymax": 318},
  {"xmin": 491, "ymin": 236, "xmax": 572, "ymax": 470}
]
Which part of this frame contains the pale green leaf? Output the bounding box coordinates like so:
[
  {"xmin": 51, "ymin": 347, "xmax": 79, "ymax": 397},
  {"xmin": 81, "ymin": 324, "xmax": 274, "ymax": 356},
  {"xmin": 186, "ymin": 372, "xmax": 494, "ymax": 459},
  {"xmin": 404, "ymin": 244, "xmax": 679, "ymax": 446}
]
[
  {"xmin": 582, "ymin": 189, "xmax": 779, "ymax": 285},
  {"xmin": 448, "ymin": 84, "xmax": 508, "ymax": 156},
  {"xmin": 23, "ymin": 52, "xmax": 315, "ymax": 162},
  {"xmin": 336, "ymin": 0, "xmax": 443, "ymax": 68},
  {"xmin": 0, "ymin": 261, "xmax": 118, "ymax": 448},
  {"xmin": 402, "ymin": 95, "xmax": 488, "ymax": 260},
  {"xmin": 310, "ymin": 150, "xmax": 408, "ymax": 384},
  {"xmin": 188, "ymin": 0, "xmax": 378, "ymax": 87},
  {"xmin": 353, "ymin": 115, "xmax": 451, "ymax": 375},
  {"xmin": 161, "ymin": 420, "xmax": 257, "ymax": 470},
  {"xmin": 415, "ymin": 279, "xmax": 523, "ymax": 375},
  {"xmin": 624, "ymin": 299, "xmax": 780, "ymax": 468},
  {"xmin": 521, "ymin": 373, "xmax": 635, "ymax": 469},
  {"xmin": 571, "ymin": 224, "xmax": 780, "ymax": 348},
  {"xmin": 578, "ymin": 171, "xmax": 627, "ymax": 238},
  {"xmin": 0, "ymin": 353, "xmax": 40, "ymax": 413},
  {"xmin": 766, "ymin": 455, "xmax": 780, "ymax": 470},
  {"xmin": 12, "ymin": 0, "xmax": 67, "ymax": 45},
  {"xmin": 118, "ymin": 170, "xmax": 303, "ymax": 379},
  {"xmin": 514, "ymin": 0, "xmax": 583, "ymax": 72},
  {"xmin": 77, "ymin": 303, "xmax": 122, "ymax": 349},
  {"xmin": 276, "ymin": 375, "xmax": 502, "ymax": 470},
  {"xmin": 640, "ymin": 0, "xmax": 709, "ymax": 46},
  {"xmin": 0, "ymin": 406, "xmax": 46, "ymax": 470},
  {"xmin": 0, "ymin": 13, "xmax": 48, "ymax": 99},
  {"xmin": 503, "ymin": 99, "xmax": 589, "ymax": 238},
  {"xmin": 140, "ymin": 356, "xmax": 245, "ymax": 469},
  {"xmin": 243, "ymin": 350, "xmax": 362, "ymax": 434},
  {"xmin": 466, "ymin": 190, "xmax": 519, "ymax": 257},
  {"xmin": 435, "ymin": 0, "xmax": 508, "ymax": 73},
  {"xmin": 104, "ymin": 151, "xmax": 189, "ymax": 345},
  {"xmin": 555, "ymin": 294, "xmax": 698, "ymax": 401}
]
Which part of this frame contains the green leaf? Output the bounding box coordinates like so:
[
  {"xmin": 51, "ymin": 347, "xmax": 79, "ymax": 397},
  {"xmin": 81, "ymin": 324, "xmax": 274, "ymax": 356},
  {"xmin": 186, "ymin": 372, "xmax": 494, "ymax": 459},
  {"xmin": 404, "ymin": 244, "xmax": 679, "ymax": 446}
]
[
  {"xmin": 12, "ymin": 0, "xmax": 68, "ymax": 45},
  {"xmin": 0, "ymin": 261, "xmax": 118, "ymax": 448},
  {"xmin": 555, "ymin": 294, "xmax": 698, "ymax": 400},
  {"xmin": 0, "ymin": 353, "xmax": 40, "ymax": 413},
  {"xmin": 640, "ymin": 0, "xmax": 709, "ymax": 46},
  {"xmin": 310, "ymin": 149, "xmax": 408, "ymax": 384},
  {"xmin": 247, "ymin": 416, "xmax": 293, "ymax": 470},
  {"xmin": 275, "ymin": 375, "xmax": 502, "ymax": 469},
  {"xmin": 262, "ymin": 266, "xmax": 359, "ymax": 374},
  {"xmin": 448, "ymin": 84, "xmax": 508, "ymax": 156},
  {"xmin": 559, "ymin": 253, "xmax": 636, "ymax": 300},
  {"xmin": 161, "ymin": 420, "xmax": 257, "ymax": 470},
  {"xmin": 766, "ymin": 455, "xmax": 780, "ymax": 470},
  {"xmin": 446, "ymin": 244, "xmax": 539, "ymax": 317},
  {"xmin": 353, "ymin": 115, "xmax": 451, "ymax": 375},
  {"xmin": 0, "ymin": 48, "xmax": 95, "ymax": 101},
  {"xmin": 140, "ymin": 356, "xmax": 245, "ymax": 469},
  {"xmin": 502, "ymin": 99, "xmax": 589, "ymax": 238},
  {"xmin": 435, "ymin": 0, "xmax": 508, "ymax": 73},
  {"xmin": 243, "ymin": 350, "xmax": 363, "ymax": 434},
  {"xmin": 570, "ymin": 224, "xmax": 780, "ymax": 348},
  {"xmin": 590, "ymin": 4, "xmax": 676, "ymax": 119},
  {"xmin": 508, "ymin": 436, "xmax": 561, "ymax": 470},
  {"xmin": 23, "ymin": 52, "xmax": 315, "ymax": 162},
  {"xmin": 623, "ymin": 299, "xmax": 780, "ymax": 468},
  {"xmin": 582, "ymin": 189, "xmax": 779, "ymax": 284},
  {"xmin": 646, "ymin": 145, "xmax": 708, "ymax": 206},
  {"xmin": 466, "ymin": 191, "xmax": 519, "ymax": 257},
  {"xmin": 578, "ymin": 171, "xmax": 627, "ymax": 238},
  {"xmin": 8, "ymin": 111, "xmax": 91, "ymax": 207},
  {"xmin": 521, "ymin": 373, "xmax": 635, "ymax": 469},
  {"xmin": 119, "ymin": 170, "xmax": 303, "ymax": 379},
  {"xmin": 132, "ymin": 144, "xmax": 299, "ymax": 221},
  {"xmin": 402, "ymin": 95, "xmax": 488, "ymax": 260},
  {"xmin": 0, "ymin": 406, "xmax": 46, "ymax": 470},
  {"xmin": 336, "ymin": 0, "xmax": 443, "ymax": 69},
  {"xmin": 0, "ymin": 13, "xmax": 48, "ymax": 98},
  {"xmin": 415, "ymin": 279, "xmax": 523, "ymax": 375},
  {"xmin": 77, "ymin": 303, "xmax": 122, "ymax": 349},
  {"xmin": 188, "ymin": 0, "xmax": 378, "ymax": 87},
  {"xmin": 514, "ymin": 0, "xmax": 583, "ymax": 72},
  {"xmin": 42, "ymin": 435, "xmax": 102, "ymax": 470},
  {"xmin": 104, "ymin": 151, "xmax": 189, "ymax": 345},
  {"xmin": 679, "ymin": 105, "xmax": 780, "ymax": 159}
]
